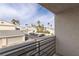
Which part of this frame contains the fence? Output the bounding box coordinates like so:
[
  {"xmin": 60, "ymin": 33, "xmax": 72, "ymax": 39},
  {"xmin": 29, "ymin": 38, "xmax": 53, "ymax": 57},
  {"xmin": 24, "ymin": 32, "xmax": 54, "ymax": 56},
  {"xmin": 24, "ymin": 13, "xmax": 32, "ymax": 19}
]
[{"xmin": 0, "ymin": 36, "xmax": 56, "ymax": 56}]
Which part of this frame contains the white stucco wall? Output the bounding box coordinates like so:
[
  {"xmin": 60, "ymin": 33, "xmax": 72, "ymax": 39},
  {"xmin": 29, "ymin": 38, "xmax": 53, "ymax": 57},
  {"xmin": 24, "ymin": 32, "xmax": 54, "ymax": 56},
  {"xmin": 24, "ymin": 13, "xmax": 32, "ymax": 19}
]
[
  {"xmin": 0, "ymin": 38, "xmax": 7, "ymax": 48},
  {"xmin": 0, "ymin": 39, "xmax": 2, "ymax": 48},
  {"xmin": 56, "ymin": 7, "xmax": 79, "ymax": 55},
  {"xmin": 0, "ymin": 26, "xmax": 15, "ymax": 30},
  {"xmin": 0, "ymin": 20, "xmax": 16, "ymax": 30},
  {"xmin": 0, "ymin": 35, "xmax": 25, "ymax": 48},
  {"xmin": 7, "ymin": 36, "xmax": 25, "ymax": 46}
]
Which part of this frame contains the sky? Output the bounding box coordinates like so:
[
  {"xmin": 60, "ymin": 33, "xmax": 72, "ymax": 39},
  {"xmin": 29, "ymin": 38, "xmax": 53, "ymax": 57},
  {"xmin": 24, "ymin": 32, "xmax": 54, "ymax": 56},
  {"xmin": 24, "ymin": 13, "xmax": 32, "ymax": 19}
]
[{"xmin": 0, "ymin": 3, "xmax": 55, "ymax": 28}]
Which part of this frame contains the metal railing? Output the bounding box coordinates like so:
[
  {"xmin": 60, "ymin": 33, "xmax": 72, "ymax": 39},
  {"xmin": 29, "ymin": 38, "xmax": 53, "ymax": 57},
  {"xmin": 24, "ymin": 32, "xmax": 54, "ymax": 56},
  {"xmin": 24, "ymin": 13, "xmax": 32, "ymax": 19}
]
[{"xmin": 0, "ymin": 36, "xmax": 56, "ymax": 56}]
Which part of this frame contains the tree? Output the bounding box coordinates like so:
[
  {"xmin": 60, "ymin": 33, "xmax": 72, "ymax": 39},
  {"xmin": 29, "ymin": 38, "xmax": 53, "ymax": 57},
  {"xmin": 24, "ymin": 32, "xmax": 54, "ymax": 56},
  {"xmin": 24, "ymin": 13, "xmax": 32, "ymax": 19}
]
[
  {"xmin": 48, "ymin": 22, "xmax": 50, "ymax": 25},
  {"xmin": 37, "ymin": 20, "xmax": 41, "ymax": 25},
  {"xmin": 11, "ymin": 19, "xmax": 20, "ymax": 25}
]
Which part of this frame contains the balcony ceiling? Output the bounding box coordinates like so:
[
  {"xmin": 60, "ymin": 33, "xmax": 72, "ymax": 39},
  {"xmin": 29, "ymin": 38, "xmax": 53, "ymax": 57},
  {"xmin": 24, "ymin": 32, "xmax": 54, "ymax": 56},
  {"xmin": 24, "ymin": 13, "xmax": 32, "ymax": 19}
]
[{"xmin": 41, "ymin": 3, "xmax": 79, "ymax": 14}]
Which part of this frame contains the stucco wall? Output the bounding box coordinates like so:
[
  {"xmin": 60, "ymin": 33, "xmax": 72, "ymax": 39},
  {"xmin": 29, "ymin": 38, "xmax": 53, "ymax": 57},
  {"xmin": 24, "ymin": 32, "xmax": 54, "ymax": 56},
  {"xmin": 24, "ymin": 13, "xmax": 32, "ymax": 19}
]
[
  {"xmin": 7, "ymin": 36, "xmax": 25, "ymax": 46},
  {"xmin": 0, "ymin": 35, "xmax": 25, "ymax": 48},
  {"xmin": 0, "ymin": 26, "xmax": 15, "ymax": 30},
  {"xmin": 56, "ymin": 7, "xmax": 79, "ymax": 55},
  {"xmin": 0, "ymin": 38, "xmax": 7, "ymax": 48},
  {"xmin": 0, "ymin": 39, "xmax": 2, "ymax": 48}
]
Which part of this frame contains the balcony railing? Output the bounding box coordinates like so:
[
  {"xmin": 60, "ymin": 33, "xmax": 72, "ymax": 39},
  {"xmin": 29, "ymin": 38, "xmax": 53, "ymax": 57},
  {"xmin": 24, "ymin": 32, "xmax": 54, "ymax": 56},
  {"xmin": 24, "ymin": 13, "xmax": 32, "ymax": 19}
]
[{"xmin": 0, "ymin": 36, "xmax": 56, "ymax": 56}]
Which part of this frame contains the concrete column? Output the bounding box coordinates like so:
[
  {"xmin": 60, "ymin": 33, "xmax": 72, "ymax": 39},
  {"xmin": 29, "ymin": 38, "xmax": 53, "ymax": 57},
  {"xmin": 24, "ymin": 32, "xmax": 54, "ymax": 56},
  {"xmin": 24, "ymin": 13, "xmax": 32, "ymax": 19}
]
[
  {"xmin": 55, "ymin": 7, "xmax": 79, "ymax": 55},
  {"xmin": 22, "ymin": 36, "xmax": 25, "ymax": 42},
  {"xmin": 2, "ymin": 38, "xmax": 7, "ymax": 48}
]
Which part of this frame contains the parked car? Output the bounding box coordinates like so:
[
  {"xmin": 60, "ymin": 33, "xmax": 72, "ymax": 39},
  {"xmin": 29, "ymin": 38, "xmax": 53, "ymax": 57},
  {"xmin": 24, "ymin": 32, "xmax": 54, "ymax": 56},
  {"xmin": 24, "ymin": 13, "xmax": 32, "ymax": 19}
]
[
  {"xmin": 29, "ymin": 33, "xmax": 38, "ymax": 36},
  {"xmin": 38, "ymin": 34, "xmax": 45, "ymax": 37}
]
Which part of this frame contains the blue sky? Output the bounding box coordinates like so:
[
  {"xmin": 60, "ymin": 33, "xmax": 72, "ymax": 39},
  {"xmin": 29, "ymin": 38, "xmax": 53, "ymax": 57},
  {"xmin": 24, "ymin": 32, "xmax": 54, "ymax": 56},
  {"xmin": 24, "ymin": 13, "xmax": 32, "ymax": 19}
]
[{"xmin": 0, "ymin": 3, "xmax": 55, "ymax": 28}]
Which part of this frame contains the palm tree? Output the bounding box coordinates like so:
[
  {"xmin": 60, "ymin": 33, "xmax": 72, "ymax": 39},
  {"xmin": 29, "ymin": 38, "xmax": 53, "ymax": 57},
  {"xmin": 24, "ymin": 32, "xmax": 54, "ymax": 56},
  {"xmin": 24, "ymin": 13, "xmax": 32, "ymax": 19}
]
[
  {"xmin": 37, "ymin": 20, "xmax": 41, "ymax": 26},
  {"xmin": 48, "ymin": 22, "xmax": 50, "ymax": 25}
]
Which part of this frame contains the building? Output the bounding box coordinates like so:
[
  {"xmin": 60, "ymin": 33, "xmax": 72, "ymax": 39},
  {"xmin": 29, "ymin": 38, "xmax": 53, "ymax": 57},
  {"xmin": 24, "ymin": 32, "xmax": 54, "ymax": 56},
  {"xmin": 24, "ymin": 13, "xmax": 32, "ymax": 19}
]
[
  {"xmin": 25, "ymin": 25, "xmax": 36, "ymax": 34},
  {"xmin": 0, "ymin": 20, "xmax": 26, "ymax": 48},
  {"xmin": 0, "ymin": 20, "xmax": 24, "ymax": 30},
  {"xmin": 25, "ymin": 23, "xmax": 54, "ymax": 36},
  {"xmin": 0, "ymin": 20, "xmax": 16, "ymax": 30},
  {"xmin": 35, "ymin": 23, "xmax": 54, "ymax": 36},
  {"xmin": 46, "ymin": 27, "xmax": 55, "ymax": 36},
  {"xmin": 0, "ymin": 30, "xmax": 25, "ymax": 48}
]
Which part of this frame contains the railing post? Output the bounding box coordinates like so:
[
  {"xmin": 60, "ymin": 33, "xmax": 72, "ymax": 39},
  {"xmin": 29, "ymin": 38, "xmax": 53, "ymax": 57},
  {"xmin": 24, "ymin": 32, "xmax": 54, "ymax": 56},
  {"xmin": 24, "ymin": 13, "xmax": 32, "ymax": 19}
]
[
  {"xmin": 35, "ymin": 38, "xmax": 40, "ymax": 56},
  {"xmin": 38, "ymin": 41, "xmax": 40, "ymax": 56},
  {"xmin": 0, "ymin": 36, "xmax": 56, "ymax": 56}
]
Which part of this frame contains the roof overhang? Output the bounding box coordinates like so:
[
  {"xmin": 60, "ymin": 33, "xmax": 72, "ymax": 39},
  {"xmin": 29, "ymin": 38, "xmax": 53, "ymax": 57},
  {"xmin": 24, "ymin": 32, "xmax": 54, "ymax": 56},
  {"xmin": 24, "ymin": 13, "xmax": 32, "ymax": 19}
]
[{"xmin": 40, "ymin": 3, "xmax": 79, "ymax": 14}]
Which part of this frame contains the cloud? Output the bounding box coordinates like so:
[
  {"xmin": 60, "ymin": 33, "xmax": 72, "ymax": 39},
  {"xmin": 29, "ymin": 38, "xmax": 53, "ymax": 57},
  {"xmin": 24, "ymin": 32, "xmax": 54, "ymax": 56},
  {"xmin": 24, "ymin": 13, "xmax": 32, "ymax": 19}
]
[
  {"xmin": 0, "ymin": 4, "xmax": 38, "ymax": 20},
  {"xmin": 0, "ymin": 3, "xmax": 55, "ymax": 28},
  {"xmin": 0, "ymin": 4, "xmax": 17, "ymax": 18}
]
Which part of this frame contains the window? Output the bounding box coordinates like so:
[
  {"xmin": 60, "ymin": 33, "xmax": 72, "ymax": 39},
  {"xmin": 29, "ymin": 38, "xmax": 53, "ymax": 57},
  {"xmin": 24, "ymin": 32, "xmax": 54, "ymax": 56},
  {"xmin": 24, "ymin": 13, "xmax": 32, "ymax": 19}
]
[{"xmin": 16, "ymin": 28, "xmax": 20, "ymax": 30}]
